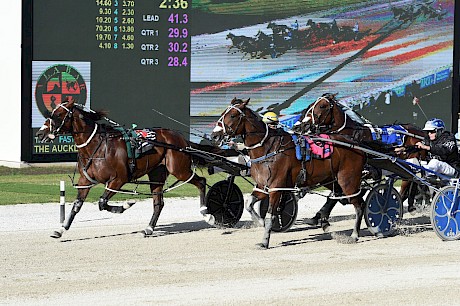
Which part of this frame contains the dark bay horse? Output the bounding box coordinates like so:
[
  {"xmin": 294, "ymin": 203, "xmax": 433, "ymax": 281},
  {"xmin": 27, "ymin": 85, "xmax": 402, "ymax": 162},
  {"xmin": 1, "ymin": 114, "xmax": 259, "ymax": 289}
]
[
  {"xmin": 298, "ymin": 93, "xmax": 427, "ymax": 224},
  {"xmin": 36, "ymin": 97, "xmax": 222, "ymax": 238},
  {"xmin": 211, "ymin": 98, "xmax": 367, "ymax": 249}
]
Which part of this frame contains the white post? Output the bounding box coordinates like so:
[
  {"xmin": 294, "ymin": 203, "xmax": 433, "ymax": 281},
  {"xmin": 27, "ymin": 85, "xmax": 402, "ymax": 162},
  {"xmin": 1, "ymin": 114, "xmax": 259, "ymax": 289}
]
[{"xmin": 60, "ymin": 181, "xmax": 65, "ymax": 224}]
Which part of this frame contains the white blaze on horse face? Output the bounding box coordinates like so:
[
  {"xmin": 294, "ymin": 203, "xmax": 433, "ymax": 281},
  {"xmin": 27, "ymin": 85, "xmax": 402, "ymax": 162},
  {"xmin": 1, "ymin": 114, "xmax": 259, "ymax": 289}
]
[
  {"xmin": 39, "ymin": 124, "xmax": 48, "ymax": 131},
  {"xmin": 212, "ymin": 125, "xmax": 223, "ymax": 133},
  {"xmin": 301, "ymin": 115, "xmax": 311, "ymax": 123}
]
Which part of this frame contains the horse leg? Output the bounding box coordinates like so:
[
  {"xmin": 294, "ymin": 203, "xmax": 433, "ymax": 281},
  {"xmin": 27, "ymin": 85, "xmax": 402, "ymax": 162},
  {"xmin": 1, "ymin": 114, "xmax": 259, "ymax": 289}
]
[
  {"xmin": 177, "ymin": 171, "xmax": 212, "ymax": 225},
  {"xmin": 98, "ymin": 179, "xmax": 127, "ymax": 214},
  {"xmin": 350, "ymin": 197, "xmax": 365, "ymax": 241},
  {"xmin": 305, "ymin": 197, "xmax": 337, "ymax": 231},
  {"xmin": 51, "ymin": 179, "xmax": 91, "ymax": 238},
  {"xmin": 144, "ymin": 185, "xmax": 165, "ymax": 236},
  {"xmin": 400, "ymin": 180, "xmax": 416, "ymax": 213},
  {"xmin": 245, "ymin": 192, "xmax": 265, "ymax": 227},
  {"xmin": 257, "ymin": 192, "xmax": 281, "ymax": 249},
  {"xmin": 142, "ymin": 167, "xmax": 167, "ymax": 236}
]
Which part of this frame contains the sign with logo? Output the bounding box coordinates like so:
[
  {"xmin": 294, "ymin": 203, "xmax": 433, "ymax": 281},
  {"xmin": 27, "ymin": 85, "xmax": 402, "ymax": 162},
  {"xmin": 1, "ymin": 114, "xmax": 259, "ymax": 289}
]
[{"xmin": 32, "ymin": 61, "xmax": 91, "ymax": 155}]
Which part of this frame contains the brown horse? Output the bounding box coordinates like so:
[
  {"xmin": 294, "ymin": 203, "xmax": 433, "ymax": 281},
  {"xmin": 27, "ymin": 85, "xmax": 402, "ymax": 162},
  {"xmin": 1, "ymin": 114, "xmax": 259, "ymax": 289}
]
[
  {"xmin": 298, "ymin": 93, "xmax": 428, "ymax": 225},
  {"xmin": 211, "ymin": 98, "xmax": 367, "ymax": 249},
  {"xmin": 36, "ymin": 97, "xmax": 223, "ymax": 238}
]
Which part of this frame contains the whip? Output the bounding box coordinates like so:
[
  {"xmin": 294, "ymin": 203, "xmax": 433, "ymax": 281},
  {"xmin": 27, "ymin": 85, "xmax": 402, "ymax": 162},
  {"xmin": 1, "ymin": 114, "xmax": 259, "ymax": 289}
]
[{"xmin": 151, "ymin": 107, "xmax": 212, "ymax": 140}]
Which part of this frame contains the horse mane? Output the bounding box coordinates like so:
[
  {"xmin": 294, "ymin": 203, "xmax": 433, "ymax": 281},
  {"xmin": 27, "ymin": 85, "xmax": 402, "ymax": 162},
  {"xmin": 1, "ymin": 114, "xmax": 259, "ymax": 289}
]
[
  {"xmin": 231, "ymin": 98, "xmax": 264, "ymax": 122},
  {"xmin": 74, "ymin": 105, "xmax": 115, "ymax": 127}
]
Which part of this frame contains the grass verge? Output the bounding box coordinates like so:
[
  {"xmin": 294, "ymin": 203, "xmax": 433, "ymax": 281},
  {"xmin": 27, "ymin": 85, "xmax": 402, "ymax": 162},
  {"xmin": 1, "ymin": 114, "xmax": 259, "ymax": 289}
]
[{"xmin": 0, "ymin": 166, "xmax": 255, "ymax": 205}]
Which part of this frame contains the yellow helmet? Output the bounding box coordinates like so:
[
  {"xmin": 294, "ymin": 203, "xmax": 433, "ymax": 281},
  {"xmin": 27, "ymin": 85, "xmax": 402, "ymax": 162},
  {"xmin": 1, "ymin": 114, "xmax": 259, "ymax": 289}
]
[{"xmin": 262, "ymin": 111, "xmax": 279, "ymax": 124}]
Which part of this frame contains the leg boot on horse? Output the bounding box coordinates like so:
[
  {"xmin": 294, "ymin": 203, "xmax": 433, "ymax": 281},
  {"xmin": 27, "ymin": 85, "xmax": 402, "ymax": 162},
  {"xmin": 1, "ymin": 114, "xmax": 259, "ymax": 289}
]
[{"xmin": 245, "ymin": 193, "xmax": 265, "ymax": 227}]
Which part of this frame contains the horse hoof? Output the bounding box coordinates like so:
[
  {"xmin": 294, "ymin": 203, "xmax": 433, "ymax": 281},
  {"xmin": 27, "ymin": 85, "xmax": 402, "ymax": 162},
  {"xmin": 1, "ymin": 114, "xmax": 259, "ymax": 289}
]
[
  {"xmin": 203, "ymin": 214, "xmax": 215, "ymax": 226},
  {"xmin": 321, "ymin": 220, "xmax": 331, "ymax": 232},
  {"xmin": 123, "ymin": 201, "xmax": 135, "ymax": 210},
  {"xmin": 143, "ymin": 227, "xmax": 154, "ymax": 237},
  {"xmin": 50, "ymin": 229, "xmax": 63, "ymax": 239},
  {"xmin": 110, "ymin": 206, "xmax": 124, "ymax": 214},
  {"xmin": 199, "ymin": 206, "xmax": 208, "ymax": 215},
  {"xmin": 255, "ymin": 243, "xmax": 269, "ymax": 249},
  {"xmin": 408, "ymin": 206, "xmax": 416, "ymax": 215}
]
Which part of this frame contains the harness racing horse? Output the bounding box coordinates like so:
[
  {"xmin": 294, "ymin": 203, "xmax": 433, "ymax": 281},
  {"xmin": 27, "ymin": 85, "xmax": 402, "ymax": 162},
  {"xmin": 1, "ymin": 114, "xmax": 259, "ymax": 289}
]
[
  {"xmin": 36, "ymin": 97, "xmax": 222, "ymax": 238},
  {"xmin": 211, "ymin": 98, "xmax": 367, "ymax": 249},
  {"xmin": 298, "ymin": 93, "xmax": 427, "ymax": 225}
]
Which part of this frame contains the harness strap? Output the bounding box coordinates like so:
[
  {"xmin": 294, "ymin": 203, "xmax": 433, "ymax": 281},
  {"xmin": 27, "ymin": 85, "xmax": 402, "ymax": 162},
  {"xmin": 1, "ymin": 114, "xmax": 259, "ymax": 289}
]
[
  {"xmin": 328, "ymin": 189, "xmax": 362, "ymax": 200},
  {"xmin": 364, "ymin": 124, "xmax": 378, "ymax": 139},
  {"xmin": 335, "ymin": 113, "xmax": 347, "ymax": 132},
  {"xmin": 81, "ymin": 167, "xmax": 99, "ymax": 185},
  {"xmin": 252, "ymin": 186, "xmax": 269, "ymax": 194},
  {"xmin": 267, "ymin": 186, "xmax": 301, "ymax": 192},
  {"xmin": 244, "ymin": 123, "xmax": 269, "ymax": 150},
  {"xmin": 250, "ymin": 151, "xmax": 279, "ymax": 164},
  {"xmin": 75, "ymin": 124, "xmax": 99, "ymax": 148},
  {"xmin": 250, "ymin": 146, "xmax": 294, "ymax": 164}
]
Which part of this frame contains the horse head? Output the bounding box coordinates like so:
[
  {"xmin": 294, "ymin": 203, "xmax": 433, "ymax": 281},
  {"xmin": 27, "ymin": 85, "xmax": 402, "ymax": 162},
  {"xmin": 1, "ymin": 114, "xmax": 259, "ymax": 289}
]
[
  {"xmin": 36, "ymin": 96, "xmax": 78, "ymax": 142},
  {"xmin": 298, "ymin": 93, "xmax": 340, "ymax": 134},
  {"xmin": 226, "ymin": 33, "xmax": 234, "ymax": 40},
  {"xmin": 211, "ymin": 98, "xmax": 251, "ymax": 143}
]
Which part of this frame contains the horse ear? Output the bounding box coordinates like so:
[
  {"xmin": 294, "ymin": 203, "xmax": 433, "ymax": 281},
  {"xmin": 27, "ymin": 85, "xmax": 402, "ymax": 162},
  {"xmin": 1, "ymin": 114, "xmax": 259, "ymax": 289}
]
[
  {"xmin": 63, "ymin": 95, "xmax": 75, "ymax": 106},
  {"xmin": 231, "ymin": 97, "xmax": 237, "ymax": 104},
  {"xmin": 243, "ymin": 98, "xmax": 250, "ymax": 105}
]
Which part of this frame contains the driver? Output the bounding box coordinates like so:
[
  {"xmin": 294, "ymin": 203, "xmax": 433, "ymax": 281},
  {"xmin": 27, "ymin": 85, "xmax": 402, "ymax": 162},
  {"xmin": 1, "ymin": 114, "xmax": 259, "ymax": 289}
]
[
  {"xmin": 262, "ymin": 111, "xmax": 280, "ymax": 129},
  {"xmin": 415, "ymin": 118, "xmax": 460, "ymax": 177}
]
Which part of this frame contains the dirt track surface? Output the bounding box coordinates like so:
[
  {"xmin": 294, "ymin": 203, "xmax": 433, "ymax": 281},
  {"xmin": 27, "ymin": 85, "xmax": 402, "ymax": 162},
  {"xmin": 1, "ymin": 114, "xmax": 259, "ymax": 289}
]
[{"xmin": 1, "ymin": 193, "xmax": 460, "ymax": 305}]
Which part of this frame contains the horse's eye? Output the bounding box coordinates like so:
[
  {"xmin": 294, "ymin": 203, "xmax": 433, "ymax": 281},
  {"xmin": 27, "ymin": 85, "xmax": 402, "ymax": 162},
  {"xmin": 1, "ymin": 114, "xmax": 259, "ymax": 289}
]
[
  {"xmin": 230, "ymin": 114, "xmax": 236, "ymax": 119},
  {"xmin": 319, "ymin": 105, "xmax": 326, "ymax": 109}
]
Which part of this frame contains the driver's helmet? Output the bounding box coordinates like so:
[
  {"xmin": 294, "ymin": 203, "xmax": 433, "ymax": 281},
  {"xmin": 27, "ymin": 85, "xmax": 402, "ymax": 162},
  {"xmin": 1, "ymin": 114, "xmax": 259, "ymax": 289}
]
[
  {"xmin": 262, "ymin": 111, "xmax": 279, "ymax": 124},
  {"xmin": 423, "ymin": 118, "xmax": 445, "ymax": 131}
]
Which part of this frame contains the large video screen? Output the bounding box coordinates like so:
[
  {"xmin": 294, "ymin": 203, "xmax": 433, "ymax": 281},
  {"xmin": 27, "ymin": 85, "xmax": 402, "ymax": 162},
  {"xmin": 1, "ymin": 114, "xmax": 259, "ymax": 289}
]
[{"xmin": 23, "ymin": 0, "xmax": 455, "ymax": 161}]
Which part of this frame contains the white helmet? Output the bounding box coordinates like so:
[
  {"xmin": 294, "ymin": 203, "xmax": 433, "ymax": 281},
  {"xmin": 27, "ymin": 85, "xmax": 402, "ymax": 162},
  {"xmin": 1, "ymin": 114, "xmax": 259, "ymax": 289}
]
[{"xmin": 423, "ymin": 118, "xmax": 445, "ymax": 131}]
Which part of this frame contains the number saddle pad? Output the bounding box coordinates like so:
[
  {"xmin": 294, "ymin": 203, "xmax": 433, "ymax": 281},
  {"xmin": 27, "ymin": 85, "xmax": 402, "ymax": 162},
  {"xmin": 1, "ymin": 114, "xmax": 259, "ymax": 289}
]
[
  {"xmin": 370, "ymin": 125, "xmax": 406, "ymax": 147},
  {"xmin": 114, "ymin": 127, "xmax": 157, "ymax": 159},
  {"xmin": 292, "ymin": 134, "xmax": 333, "ymax": 161}
]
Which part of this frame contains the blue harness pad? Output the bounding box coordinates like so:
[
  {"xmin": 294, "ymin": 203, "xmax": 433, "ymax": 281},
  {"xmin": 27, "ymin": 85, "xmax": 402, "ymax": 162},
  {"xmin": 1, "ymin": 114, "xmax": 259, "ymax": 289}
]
[
  {"xmin": 292, "ymin": 135, "xmax": 310, "ymax": 161},
  {"xmin": 372, "ymin": 125, "xmax": 407, "ymax": 147},
  {"xmin": 292, "ymin": 134, "xmax": 333, "ymax": 161}
]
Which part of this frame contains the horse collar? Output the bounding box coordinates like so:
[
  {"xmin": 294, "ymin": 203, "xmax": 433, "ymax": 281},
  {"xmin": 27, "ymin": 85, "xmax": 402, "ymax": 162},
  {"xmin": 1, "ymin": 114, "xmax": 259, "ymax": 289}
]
[
  {"xmin": 75, "ymin": 123, "xmax": 99, "ymax": 148},
  {"xmin": 244, "ymin": 123, "xmax": 269, "ymax": 150}
]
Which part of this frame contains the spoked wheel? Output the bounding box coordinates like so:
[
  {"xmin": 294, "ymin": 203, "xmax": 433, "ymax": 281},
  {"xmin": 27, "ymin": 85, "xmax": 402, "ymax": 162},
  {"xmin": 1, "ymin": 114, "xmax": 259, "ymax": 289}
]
[
  {"xmin": 430, "ymin": 186, "xmax": 460, "ymax": 241},
  {"xmin": 205, "ymin": 180, "xmax": 244, "ymax": 228},
  {"xmin": 365, "ymin": 184, "xmax": 403, "ymax": 237},
  {"xmin": 259, "ymin": 192, "xmax": 298, "ymax": 232}
]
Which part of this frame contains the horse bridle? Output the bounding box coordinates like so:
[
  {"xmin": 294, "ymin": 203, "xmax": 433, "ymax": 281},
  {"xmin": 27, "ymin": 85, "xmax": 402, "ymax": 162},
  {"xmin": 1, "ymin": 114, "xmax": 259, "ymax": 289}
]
[
  {"xmin": 215, "ymin": 104, "xmax": 246, "ymax": 137},
  {"xmin": 46, "ymin": 102, "xmax": 99, "ymax": 149},
  {"xmin": 303, "ymin": 97, "xmax": 334, "ymax": 131},
  {"xmin": 215, "ymin": 103, "xmax": 269, "ymax": 150},
  {"xmin": 47, "ymin": 102, "xmax": 74, "ymax": 137}
]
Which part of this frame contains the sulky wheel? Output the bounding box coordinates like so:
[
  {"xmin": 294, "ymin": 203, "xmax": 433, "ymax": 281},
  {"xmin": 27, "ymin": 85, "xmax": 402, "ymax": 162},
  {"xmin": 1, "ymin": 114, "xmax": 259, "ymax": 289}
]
[
  {"xmin": 259, "ymin": 192, "xmax": 298, "ymax": 232},
  {"xmin": 205, "ymin": 180, "xmax": 244, "ymax": 228},
  {"xmin": 365, "ymin": 183, "xmax": 403, "ymax": 237},
  {"xmin": 430, "ymin": 186, "xmax": 460, "ymax": 241}
]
